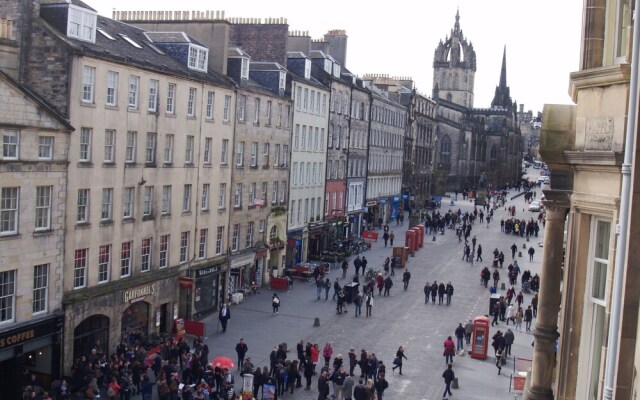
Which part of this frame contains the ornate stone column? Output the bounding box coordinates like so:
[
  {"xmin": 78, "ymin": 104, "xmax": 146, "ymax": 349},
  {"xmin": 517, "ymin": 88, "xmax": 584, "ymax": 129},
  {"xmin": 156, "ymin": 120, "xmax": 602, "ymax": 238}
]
[{"xmin": 526, "ymin": 203, "xmax": 568, "ymax": 400}]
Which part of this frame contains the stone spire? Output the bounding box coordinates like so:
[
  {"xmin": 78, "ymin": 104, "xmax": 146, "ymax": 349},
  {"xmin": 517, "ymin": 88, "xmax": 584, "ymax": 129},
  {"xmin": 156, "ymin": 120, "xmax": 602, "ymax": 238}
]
[{"xmin": 491, "ymin": 45, "xmax": 512, "ymax": 110}]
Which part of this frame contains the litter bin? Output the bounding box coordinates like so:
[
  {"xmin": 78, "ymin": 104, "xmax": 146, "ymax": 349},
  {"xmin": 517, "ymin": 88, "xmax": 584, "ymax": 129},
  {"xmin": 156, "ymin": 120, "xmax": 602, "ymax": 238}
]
[
  {"xmin": 344, "ymin": 282, "xmax": 359, "ymax": 304},
  {"xmin": 489, "ymin": 293, "xmax": 501, "ymax": 315}
]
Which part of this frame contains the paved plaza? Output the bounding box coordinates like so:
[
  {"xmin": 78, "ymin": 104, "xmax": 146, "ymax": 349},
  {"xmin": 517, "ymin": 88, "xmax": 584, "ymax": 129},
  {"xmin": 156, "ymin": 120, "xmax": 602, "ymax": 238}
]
[{"xmin": 199, "ymin": 184, "xmax": 546, "ymax": 399}]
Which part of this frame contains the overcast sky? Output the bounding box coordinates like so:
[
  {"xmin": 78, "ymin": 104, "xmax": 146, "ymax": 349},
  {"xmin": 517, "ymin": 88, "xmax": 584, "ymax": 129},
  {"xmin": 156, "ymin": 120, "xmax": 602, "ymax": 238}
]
[{"xmin": 95, "ymin": 0, "xmax": 583, "ymax": 114}]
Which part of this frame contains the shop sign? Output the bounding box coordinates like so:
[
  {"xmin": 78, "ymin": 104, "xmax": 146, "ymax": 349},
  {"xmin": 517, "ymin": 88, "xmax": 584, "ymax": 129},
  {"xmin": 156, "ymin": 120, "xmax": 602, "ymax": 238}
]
[
  {"xmin": 123, "ymin": 283, "xmax": 157, "ymax": 303},
  {"xmin": 196, "ymin": 265, "xmax": 220, "ymax": 277},
  {"xmin": 366, "ymin": 200, "xmax": 377, "ymax": 207},
  {"xmin": 0, "ymin": 317, "xmax": 60, "ymax": 349},
  {"xmin": 253, "ymin": 198, "xmax": 265, "ymax": 206},
  {"xmin": 179, "ymin": 277, "xmax": 194, "ymax": 288}
]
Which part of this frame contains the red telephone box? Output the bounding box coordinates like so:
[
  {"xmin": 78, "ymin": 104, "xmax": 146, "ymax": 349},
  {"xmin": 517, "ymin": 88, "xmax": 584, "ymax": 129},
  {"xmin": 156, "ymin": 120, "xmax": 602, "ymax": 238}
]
[
  {"xmin": 405, "ymin": 229, "xmax": 416, "ymax": 255},
  {"xmin": 415, "ymin": 225, "xmax": 425, "ymax": 248},
  {"xmin": 470, "ymin": 316, "xmax": 490, "ymax": 359},
  {"xmin": 410, "ymin": 228, "xmax": 420, "ymax": 252}
]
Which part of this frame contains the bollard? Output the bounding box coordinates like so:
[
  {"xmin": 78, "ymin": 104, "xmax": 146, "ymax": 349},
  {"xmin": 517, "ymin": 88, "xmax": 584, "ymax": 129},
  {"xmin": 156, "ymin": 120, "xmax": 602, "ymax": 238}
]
[
  {"xmin": 433, "ymin": 236, "xmax": 436, "ymax": 241},
  {"xmin": 501, "ymin": 283, "xmax": 506, "ymax": 290},
  {"xmin": 526, "ymin": 236, "xmax": 530, "ymax": 242},
  {"xmin": 452, "ymin": 377, "xmax": 459, "ymax": 389},
  {"xmin": 518, "ymin": 251, "xmax": 522, "ymax": 257},
  {"xmin": 314, "ymin": 317, "xmax": 320, "ymax": 327},
  {"xmin": 523, "ymin": 243, "xmax": 527, "ymax": 249}
]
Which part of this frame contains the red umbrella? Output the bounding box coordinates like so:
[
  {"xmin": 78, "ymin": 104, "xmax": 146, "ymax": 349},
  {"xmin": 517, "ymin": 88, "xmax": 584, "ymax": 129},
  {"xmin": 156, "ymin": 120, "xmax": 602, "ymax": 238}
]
[{"xmin": 210, "ymin": 356, "xmax": 235, "ymax": 370}]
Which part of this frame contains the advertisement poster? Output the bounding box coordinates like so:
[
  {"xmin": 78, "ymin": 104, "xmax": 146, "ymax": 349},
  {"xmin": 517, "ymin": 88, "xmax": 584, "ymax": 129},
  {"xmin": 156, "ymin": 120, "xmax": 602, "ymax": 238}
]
[
  {"xmin": 262, "ymin": 383, "xmax": 276, "ymax": 400},
  {"xmin": 174, "ymin": 318, "xmax": 186, "ymax": 337},
  {"xmin": 242, "ymin": 374, "xmax": 254, "ymax": 400}
]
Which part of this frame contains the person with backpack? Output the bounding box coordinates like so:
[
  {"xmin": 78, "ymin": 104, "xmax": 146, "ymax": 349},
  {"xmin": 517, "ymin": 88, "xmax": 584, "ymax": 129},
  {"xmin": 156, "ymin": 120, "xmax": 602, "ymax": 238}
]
[
  {"xmin": 272, "ymin": 294, "xmax": 280, "ymax": 315},
  {"xmin": 365, "ymin": 292, "xmax": 373, "ymax": 317}
]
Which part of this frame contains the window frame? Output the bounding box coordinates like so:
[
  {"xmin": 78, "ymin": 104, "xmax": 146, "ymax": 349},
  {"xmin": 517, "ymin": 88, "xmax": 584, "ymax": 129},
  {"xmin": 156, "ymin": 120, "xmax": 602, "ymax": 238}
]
[
  {"xmin": 128, "ymin": 75, "xmax": 139, "ymax": 109},
  {"xmin": 141, "ymin": 238, "xmax": 152, "ymax": 272},
  {"xmin": 148, "ymin": 79, "xmax": 159, "ymax": 112},
  {"xmin": 0, "ymin": 270, "xmax": 16, "ymax": 322},
  {"xmin": 82, "ymin": 65, "xmax": 95, "ymax": 103},
  {"xmin": 101, "ymin": 188, "xmax": 113, "ymax": 221},
  {"xmin": 38, "ymin": 136, "xmax": 54, "ymax": 160},
  {"xmin": 35, "ymin": 185, "xmax": 52, "ymax": 231},
  {"xmin": 73, "ymin": 248, "xmax": 88, "ymax": 289},
  {"xmin": 98, "ymin": 244, "xmax": 111, "ymax": 283},
  {"xmin": 79, "ymin": 128, "xmax": 91, "ymax": 162},
  {"xmin": 106, "ymin": 71, "xmax": 118, "ymax": 106},
  {"xmin": 76, "ymin": 189, "xmax": 89, "ymax": 223},
  {"xmin": 120, "ymin": 241, "xmax": 132, "ymax": 277},
  {"xmin": 166, "ymin": 83, "xmax": 176, "ymax": 114},
  {"xmin": 32, "ymin": 264, "xmax": 49, "ymax": 314}
]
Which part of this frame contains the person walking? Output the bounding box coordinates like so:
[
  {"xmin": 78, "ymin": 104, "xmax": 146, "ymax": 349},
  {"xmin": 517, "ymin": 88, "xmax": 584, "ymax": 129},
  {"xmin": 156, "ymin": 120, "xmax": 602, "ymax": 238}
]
[
  {"xmin": 374, "ymin": 374, "xmax": 388, "ymax": 400},
  {"xmin": 324, "ymin": 278, "xmax": 331, "ymax": 301},
  {"xmin": 337, "ymin": 290, "xmax": 346, "ymax": 314},
  {"xmin": 492, "ymin": 331, "xmax": 505, "ymax": 356},
  {"xmin": 424, "ymin": 282, "xmax": 431, "ymax": 304},
  {"xmin": 476, "ymin": 244, "xmax": 483, "ymax": 261},
  {"xmin": 343, "ymin": 374, "xmax": 355, "ymax": 400},
  {"xmin": 402, "ymin": 269, "xmax": 411, "ymax": 291},
  {"xmin": 504, "ymin": 328, "xmax": 515, "ymax": 357},
  {"xmin": 531, "ymin": 293, "xmax": 539, "ymax": 317},
  {"xmin": 333, "ymin": 278, "xmax": 341, "ymax": 300},
  {"xmin": 322, "ymin": 342, "xmax": 334, "ymax": 368},
  {"xmin": 390, "ymin": 257, "xmax": 396, "ymax": 276},
  {"xmin": 464, "ymin": 320, "xmax": 473, "ymax": 345},
  {"xmin": 235, "ymin": 338, "xmax": 248, "ymax": 371},
  {"xmin": 218, "ymin": 303, "xmax": 230, "ymax": 333},
  {"xmin": 348, "ymin": 348, "xmax": 358, "ymax": 377},
  {"xmin": 511, "ymin": 243, "xmax": 518, "ymax": 259},
  {"xmin": 354, "ymin": 256, "xmax": 362, "ymax": 276},
  {"xmin": 317, "ymin": 370, "xmax": 330, "ymax": 400},
  {"xmin": 391, "ymin": 346, "xmax": 407, "ymax": 375},
  {"xmin": 515, "ymin": 307, "xmax": 524, "ymax": 331},
  {"xmin": 454, "ymin": 323, "xmax": 465, "ymax": 351},
  {"xmin": 528, "ymin": 246, "xmax": 535, "ymax": 261},
  {"xmin": 505, "ymin": 303, "xmax": 515, "ymax": 325},
  {"xmin": 430, "ymin": 281, "xmax": 438, "ymax": 303},
  {"xmin": 443, "ymin": 336, "xmax": 456, "ymax": 364},
  {"xmin": 389, "ymin": 231, "xmax": 395, "ymax": 246},
  {"xmin": 525, "ymin": 306, "xmax": 533, "ymax": 332},
  {"xmin": 445, "ymin": 282, "xmax": 454, "ymax": 305},
  {"xmin": 491, "ymin": 302, "xmax": 500, "ymax": 327},
  {"xmin": 383, "ymin": 276, "xmax": 393, "ymax": 296},
  {"xmin": 365, "ymin": 292, "xmax": 373, "ymax": 317},
  {"xmin": 382, "ymin": 231, "xmax": 389, "ymax": 247},
  {"xmin": 376, "ymin": 273, "xmax": 384, "ymax": 296},
  {"xmin": 438, "ymin": 282, "xmax": 446, "ymax": 304},
  {"xmin": 316, "ymin": 277, "xmax": 324, "ymax": 301},
  {"xmin": 495, "ymin": 347, "xmax": 505, "ymax": 375},
  {"xmin": 361, "ymin": 256, "xmax": 368, "ymax": 276},
  {"xmin": 354, "ymin": 292, "xmax": 363, "ymax": 317},
  {"xmin": 441, "ymin": 364, "xmax": 455, "ymax": 399},
  {"xmin": 272, "ymin": 293, "xmax": 281, "ymax": 315}
]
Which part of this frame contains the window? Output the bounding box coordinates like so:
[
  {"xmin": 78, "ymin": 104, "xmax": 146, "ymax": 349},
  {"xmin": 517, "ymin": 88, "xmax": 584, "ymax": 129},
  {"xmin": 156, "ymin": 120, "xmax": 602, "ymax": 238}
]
[
  {"xmin": 283, "ymin": 145, "xmax": 288, "ymax": 167},
  {"xmin": 101, "ymin": 188, "xmax": 113, "ymax": 220},
  {"xmin": 310, "ymin": 90, "xmax": 315, "ymax": 113},
  {"xmin": 325, "ymin": 193, "xmax": 329, "ymax": 215},
  {"xmin": 266, "ymin": 101, "xmax": 272, "ymax": 125},
  {"xmin": 159, "ymin": 235, "xmax": 169, "ymax": 268},
  {"xmin": 145, "ymin": 133, "xmax": 157, "ymax": 164},
  {"xmin": 274, "ymin": 144, "xmax": 280, "ymax": 166},
  {"xmin": 244, "ymin": 142, "xmax": 256, "ymax": 168},
  {"xmin": 103, "ymin": 130, "xmax": 115, "ymax": 162},
  {"xmin": 141, "ymin": 238, "xmax": 152, "ymax": 272},
  {"xmin": 180, "ymin": 232, "xmax": 189, "ymax": 263},
  {"xmin": 202, "ymin": 183, "xmax": 210, "ymax": 211},
  {"xmin": 82, "ymin": 66, "xmax": 95, "ymax": 103},
  {"xmin": 38, "ymin": 136, "xmax": 54, "ymax": 160},
  {"xmin": 166, "ymin": 83, "xmax": 176, "ymax": 114},
  {"xmin": 259, "ymin": 219, "xmax": 265, "ymax": 233},
  {"xmin": 98, "ymin": 244, "xmax": 111, "ymax": 283},
  {"xmin": 198, "ymin": 228, "xmax": 208, "ymax": 259},
  {"xmin": 294, "ymin": 125, "xmax": 299, "ymax": 149},
  {"xmin": 187, "ymin": 45, "xmax": 208, "ymax": 72},
  {"xmin": 148, "ymin": 79, "xmax": 158, "ymax": 112},
  {"xmin": 120, "ymin": 241, "xmax": 132, "ymax": 277},
  {"xmin": 277, "ymin": 103, "xmax": 282, "ymax": 127},
  {"xmin": 185, "ymin": 135, "xmax": 194, "ymax": 164},
  {"xmin": 128, "ymin": 76, "xmax": 139, "ymax": 109},
  {"xmin": 440, "ymin": 135, "xmax": 452, "ymax": 164},
  {"xmin": 187, "ymin": 87, "xmax": 197, "ymax": 117},
  {"xmin": 234, "ymin": 183, "xmax": 242, "ymax": 208},
  {"xmin": 302, "ymin": 126, "xmax": 307, "ymax": 149},
  {"xmin": 33, "ymin": 264, "xmax": 48, "ymax": 313},
  {"xmin": 0, "ymin": 270, "xmax": 16, "ymax": 322},
  {"xmin": 216, "ymin": 226, "xmax": 224, "ymax": 255},
  {"xmin": 2, "ymin": 130, "xmax": 19, "ymax": 160},
  {"xmin": 106, "ymin": 71, "xmax": 118, "ymax": 106},
  {"xmin": 125, "ymin": 131, "xmax": 136, "ymax": 163},
  {"xmin": 271, "ymin": 182, "xmax": 278, "ymax": 205},
  {"xmin": 221, "ymin": 139, "xmax": 229, "ymax": 165},
  {"xmin": 35, "ymin": 186, "xmax": 52, "ymax": 230},
  {"xmin": 182, "ymin": 184, "xmax": 192, "ymax": 212},
  {"xmin": 143, "ymin": 186, "xmax": 153, "ymax": 216},
  {"xmin": 236, "ymin": 141, "xmax": 244, "ymax": 167},
  {"xmin": 218, "ymin": 183, "xmax": 226, "ymax": 209},
  {"xmin": 123, "ymin": 187, "xmax": 133, "ymax": 218},
  {"xmin": 67, "ymin": 6, "xmax": 96, "ymax": 42},
  {"xmin": 206, "ymin": 91, "xmax": 215, "ymax": 119},
  {"xmin": 203, "ymin": 137, "xmax": 212, "ymax": 164},
  {"xmin": 73, "ymin": 249, "xmax": 87, "ymax": 289},
  {"xmin": 161, "ymin": 185, "xmax": 171, "ymax": 215},
  {"xmin": 223, "ymin": 95, "xmax": 231, "ymax": 122},
  {"xmin": 238, "ymin": 95, "xmax": 247, "ymax": 122},
  {"xmin": 241, "ymin": 58, "xmax": 249, "ymax": 79},
  {"xmin": 285, "ymin": 105, "xmax": 291, "ymax": 128},
  {"xmin": 263, "ymin": 143, "xmax": 270, "ymax": 166},
  {"xmin": 79, "ymin": 128, "xmax": 91, "ymax": 162},
  {"xmin": 77, "ymin": 189, "xmax": 89, "ymax": 223},
  {"xmin": 246, "ymin": 222, "xmax": 254, "ymax": 248},
  {"xmin": 164, "ymin": 134, "xmax": 174, "ymax": 163},
  {"xmin": 280, "ymin": 181, "xmax": 287, "ymax": 203},
  {"xmin": 254, "ymin": 98, "xmax": 260, "ymax": 123},
  {"xmin": 261, "ymin": 182, "xmax": 268, "ymax": 204},
  {"xmin": 232, "ymin": 224, "xmax": 240, "ymax": 251},
  {"xmin": 296, "ymin": 86, "xmax": 302, "ymax": 109},
  {"xmin": 249, "ymin": 182, "xmax": 256, "ymax": 205},
  {"xmin": 269, "ymin": 225, "xmax": 278, "ymax": 240}
]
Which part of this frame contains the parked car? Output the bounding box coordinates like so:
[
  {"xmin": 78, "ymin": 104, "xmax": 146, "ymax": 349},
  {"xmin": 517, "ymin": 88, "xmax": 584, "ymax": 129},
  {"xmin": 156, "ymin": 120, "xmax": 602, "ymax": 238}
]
[{"xmin": 529, "ymin": 201, "xmax": 542, "ymax": 212}]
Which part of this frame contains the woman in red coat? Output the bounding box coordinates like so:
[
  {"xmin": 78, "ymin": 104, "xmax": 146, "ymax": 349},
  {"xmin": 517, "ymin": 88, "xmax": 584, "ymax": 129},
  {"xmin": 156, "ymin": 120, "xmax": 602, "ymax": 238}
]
[
  {"xmin": 310, "ymin": 343, "xmax": 320, "ymax": 374},
  {"xmin": 443, "ymin": 336, "xmax": 456, "ymax": 364}
]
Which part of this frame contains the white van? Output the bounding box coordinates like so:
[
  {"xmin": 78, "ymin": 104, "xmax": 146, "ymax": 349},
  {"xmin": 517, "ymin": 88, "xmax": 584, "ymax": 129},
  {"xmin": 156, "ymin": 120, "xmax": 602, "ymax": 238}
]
[{"xmin": 533, "ymin": 160, "xmax": 543, "ymax": 169}]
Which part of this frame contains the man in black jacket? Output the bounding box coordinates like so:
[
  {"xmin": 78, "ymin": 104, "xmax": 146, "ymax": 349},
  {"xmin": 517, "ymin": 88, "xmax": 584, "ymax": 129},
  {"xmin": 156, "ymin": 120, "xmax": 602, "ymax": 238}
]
[
  {"xmin": 235, "ymin": 338, "xmax": 248, "ymax": 371},
  {"xmin": 317, "ymin": 370, "xmax": 330, "ymax": 400},
  {"xmin": 438, "ymin": 282, "xmax": 446, "ymax": 304},
  {"xmin": 374, "ymin": 374, "xmax": 389, "ymax": 399},
  {"xmin": 353, "ymin": 379, "xmax": 367, "ymax": 400},
  {"xmin": 218, "ymin": 303, "xmax": 230, "ymax": 333},
  {"xmin": 442, "ymin": 364, "xmax": 455, "ymax": 399}
]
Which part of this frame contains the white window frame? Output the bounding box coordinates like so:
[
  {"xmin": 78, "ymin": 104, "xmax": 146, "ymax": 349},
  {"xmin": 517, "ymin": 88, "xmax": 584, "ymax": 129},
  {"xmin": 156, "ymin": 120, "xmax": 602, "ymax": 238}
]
[
  {"xmin": 259, "ymin": 219, "xmax": 265, "ymax": 233},
  {"xmin": 33, "ymin": 264, "xmax": 49, "ymax": 314},
  {"xmin": 123, "ymin": 187, "xmax": 134, "ymax": 218},
  {"xmin": 238, "ymin": 95, "xmax": 247, "ymax": 122},
  {"xmin": 161, "ymin": 185, "xmax": 171, "ymax": 215},
  {"xmin": 98, "ymin": 244, "xmax": 111, "ymax": 283},
  {"xmin": 234, "ymin": 183, "xmax": 242, "ymax": 208},
  {"xmin": 101, "ymin": 188, "xmax": 113, "ymax": 221},
  {"xmin": 143, "ymin": 186, "xmax": 153, "ymax": 216},
  {"xmin": 188, "ymin": 45, "xmax": 208, "ymax": 72},
  {"xmin": 221, "ymin": 139, "xmax": 229, "ymax": 165},
  {"xmin": 246, "ymin": 221, "xmax": 254, "ymax": 248},
  {"xmin": 249, "ymin": 182, "xmax": 256, "ymax": 205},
  {"xmin": 141, "ymin": 238, "xmax": 152, "ymax": 272},
  {"xmin": 187, "ymin": 87, "xmax": 197, "ymax": 117},
  {"xmin": 106, "ymin": 71, "xmax": 118, "ymax": 106},
  {"xmin": 38, "ymin": 136, "xmax": 54, "ymax": 160},
  {"xmin": 166, "ymin": 83, "xmax": 176, "ymax": 114},
  {"xmin": 164, "ymin": 134, "xmax": 174, "ymax": 164},
  {"xmin": 251, "ymin": 142, "xmax": 258, "ymax": 167},
  {"xmin": 216, "ymin": 226, "xmax": 224, "ymax": 255},
  {"xmin": 204, "ymin": 137, "xmax": 212, "ymax": 164},
  {"xmin": 179, "ymin": 231, "xmax": 190, "ymax": 263},
  {"xmin": 76, "ymin": 189, "xmax": 89, "ymax": 223},
  {"xmin": 182, "ymin": 184, "xmax": 192, "ymax": 212},
  {"xmin": 232, "ymin": 224, "xmax": 240, "ymax": 251},
  {"xmin": 185, "ymin": 135, "xmax": 194, "ymax": 164},
  {"xmin": 66, "ymin": 5, "xmax": 96, "ymax": 43},
  {"xmin": 263, "ymin": 143, "xmax": 270, "ymax": 166},
  {"xmin": 218, "ymin": 183, "xmax": 227, "ymax": 209},
  {"xmin": 79, "ymin": 128, "xmax": 91, "ymax": 162},
  {"xmin": 121, "ymin": 241, "xmax": 132, "ymax": 277},
  {"xmin": 128, "ymin": 76, "xmax": 139, "ymax": 109},
  {"xmin": 206, "ymin": 91, "xmax": 215, "ymax": 119},
  {"xmin": 82, "ymin": 66, "xmax": 95, "ymax": 103},
  {"xmin": 159, "ymin": 235, "xmax": 169, "ymax": 269},
  {"xmin": 254, "ymin": 98, "xmax": 261, "ymax": 124},
  {"xmin": 202, "ymin": 183, "xmax": 210, "ymax": 211},
  {"xmin": 0, "ymin": 187, "xmax": 19, "ymax": 235},
  {"xmin": 236, "ymin": 141, "xmax": 244, "ymax": 167},
  {"xmin": 104, "ymin": 130, "xmax": 115, "ymax": 163},
  {"xmin": 125, "ymin": 131, "xmax": 136, "ymax": 163},
  {"xmin": 223, "ymin": 95, "xmax": 232, "ymax": 122},
  {"xmin": 0, "ymin": 270, "xmax": 16, "ymax": 322},
  {"xmin": 198, "ymin": 228, "xmax": 208, "ymax": 259},
  {"xmin": 145, "ymin": 133, "xmax": 157, "ymax": 164},
  {"xmin": 148, "ymin": 79, "xmax": 159, "ymax": 112},
  {"xmin": 35, "ymin": 186, "xmax": 52, "ymax": 231},
  {"xmin": 73, "ymin": 249, "xmax": 87, "ymax": 289}
]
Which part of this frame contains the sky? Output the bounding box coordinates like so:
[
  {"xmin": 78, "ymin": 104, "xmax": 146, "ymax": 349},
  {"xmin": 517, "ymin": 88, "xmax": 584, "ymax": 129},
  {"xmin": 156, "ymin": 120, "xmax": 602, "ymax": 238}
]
[{"xmin": 94, "ymin": 0, "xmax": 583, "ymax": 114}]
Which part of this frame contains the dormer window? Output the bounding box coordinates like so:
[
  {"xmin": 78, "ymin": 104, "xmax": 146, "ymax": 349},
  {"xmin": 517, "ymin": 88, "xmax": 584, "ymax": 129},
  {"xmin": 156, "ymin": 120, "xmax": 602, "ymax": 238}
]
[
  {"xmin": 279, "ymin": 71, "xmax": 287, "ymax": 92},
  {"xmin": 323, "ymin": 60, "xmax": 332, "ymax": 74},
  {"xmin": 333, "ymin": 64, "xmax": 341, "ymax": 78},
  {"xmin": 188, "ymin": 45, "xmax": 208, "ymax": 72},
  {"xmin": 304, "ymin": 59, "xmax": 311, "ymax": 79},
  {"xmin": 241, "ymin": 58, "xmax": 250, "ymax": 80},
  {"xmin": 67, "ymin": 5, "xmax": 96, "ymax": 43}
]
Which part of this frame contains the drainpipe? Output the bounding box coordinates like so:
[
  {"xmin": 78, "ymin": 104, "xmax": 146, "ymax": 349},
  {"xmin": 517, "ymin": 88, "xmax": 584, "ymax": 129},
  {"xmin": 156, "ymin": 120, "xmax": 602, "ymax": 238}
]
[{"xmin": 602, "ymin": 6, "xmax": 640, "ymax": 400}]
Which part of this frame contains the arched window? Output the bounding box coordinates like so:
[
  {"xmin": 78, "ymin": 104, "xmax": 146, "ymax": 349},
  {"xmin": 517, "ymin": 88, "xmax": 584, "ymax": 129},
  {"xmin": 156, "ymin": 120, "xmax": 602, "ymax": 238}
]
[
  {"xmin": 270, "ymin": 225, "xmax": 278, "ymax": 240},
  {"xmin": 490, "ymin": 145, "xmax": 498, "ymax": 167},
  {"xmin": 74, "ymin": 314, "xmax": 110, "ymax": 358},
  {"xmin": 441, "ymin": 135, "xmax": 452, "ymax": 164}
]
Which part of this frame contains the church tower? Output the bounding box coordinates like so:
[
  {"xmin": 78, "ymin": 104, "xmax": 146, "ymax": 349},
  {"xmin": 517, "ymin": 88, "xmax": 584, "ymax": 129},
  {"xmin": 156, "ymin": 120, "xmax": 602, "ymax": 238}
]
[
  {"xmin": 432, "ymin": 10, "xmax": 477, "ymax": 108},
  {"xmin": 490, "ymin": 46, "xmax": 513, "ymax": 110}
]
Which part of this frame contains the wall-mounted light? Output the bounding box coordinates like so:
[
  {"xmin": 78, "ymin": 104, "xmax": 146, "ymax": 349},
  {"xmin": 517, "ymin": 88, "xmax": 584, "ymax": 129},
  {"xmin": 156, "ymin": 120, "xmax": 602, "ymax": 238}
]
[{"xmin": 138, "ymin": 178, "xmax": 147, "ymax": 186}]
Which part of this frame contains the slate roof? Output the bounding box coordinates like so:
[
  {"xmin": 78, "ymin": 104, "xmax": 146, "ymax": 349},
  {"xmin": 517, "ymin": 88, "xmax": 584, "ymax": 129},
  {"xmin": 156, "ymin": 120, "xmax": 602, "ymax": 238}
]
[
  {"xmin": 249, "ymin": 62, "xmax": 286, "ymax": 72},
  {"xmin": 40, "ymin": 10, "xmax": 234, "ymax": 89}
]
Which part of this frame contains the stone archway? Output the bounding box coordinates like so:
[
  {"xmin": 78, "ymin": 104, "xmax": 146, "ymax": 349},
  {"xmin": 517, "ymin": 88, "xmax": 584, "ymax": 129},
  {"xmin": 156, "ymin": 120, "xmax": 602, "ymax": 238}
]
[{"xmin": 73, "ymin": 314, "xmax": 110, "ymax": 358}]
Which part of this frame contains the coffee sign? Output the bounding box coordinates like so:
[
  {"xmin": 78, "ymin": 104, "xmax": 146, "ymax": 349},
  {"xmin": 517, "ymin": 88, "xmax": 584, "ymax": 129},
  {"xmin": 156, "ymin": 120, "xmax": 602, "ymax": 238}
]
[{"xmin": 123, "ymin": 283, "xmax": 156, "ymax": 303}]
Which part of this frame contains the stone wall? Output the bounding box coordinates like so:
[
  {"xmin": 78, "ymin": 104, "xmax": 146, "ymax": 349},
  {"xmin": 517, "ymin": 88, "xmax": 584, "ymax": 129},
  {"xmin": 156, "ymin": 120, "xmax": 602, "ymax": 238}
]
[{"xmin": 229, "ymin": 23, "xmax": 288, "ymax": 65}]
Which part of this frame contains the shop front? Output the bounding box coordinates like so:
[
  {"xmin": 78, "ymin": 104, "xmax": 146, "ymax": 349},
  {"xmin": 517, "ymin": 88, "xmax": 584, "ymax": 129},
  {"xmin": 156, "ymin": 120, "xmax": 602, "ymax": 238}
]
[
  {"xmin": 307, "ymin": 222, "xmax": 327, "ymax": 260},
  {"xmin": 286, "ymin": 229, "xmax": 304, "ymax": 269},
  {"xmin": 228, "ymin": 251, "xmax": 256, "ymax": 302},
  {"xmin": 0, "ymin": 314, "xmax": 64, "ymax": 399},
  {"xmin": 63, "ymin": 273, "xmax": 178, "ymax": 375},
  {"xmin": 191, "ymin": 263, "xmax": 225, "ymax": 320}
]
